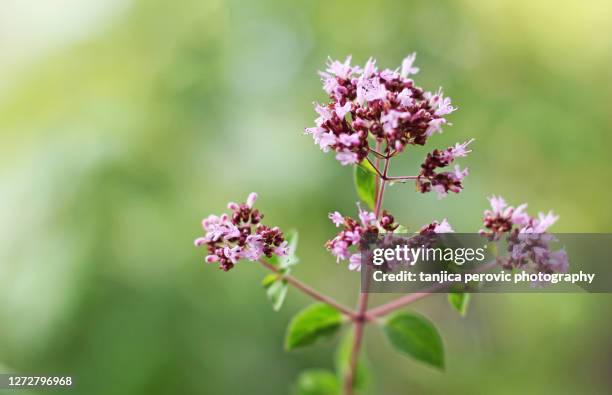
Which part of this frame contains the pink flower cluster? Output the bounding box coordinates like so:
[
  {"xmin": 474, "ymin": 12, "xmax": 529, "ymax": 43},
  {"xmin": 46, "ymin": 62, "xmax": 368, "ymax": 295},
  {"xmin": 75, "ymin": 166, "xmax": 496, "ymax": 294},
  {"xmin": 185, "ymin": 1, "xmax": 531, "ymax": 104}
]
[
  {"xmin": 419, "ymin": 218, "xmax": 454, "ymax": 234},
  {"xmin": 416, "ymin": 139, "xmax": 473, "ymax": 198},
  {"xmin": 326, "ymin": 205, "xmax": 395, "ymax": 271},
  {"xmin": 305, "ymin": 54, "xmax": 457, "ymax": 165},
  {"xmin": 503, "ymin": 233, "xmax": 569, "ymax": 274},
  {"xmin": 480, "ymin": 195, "xmax": 559, "ymax": 240},
  {"xmin": 480, "ymin": 195, "xmax": 567, "ymax": 274},
  {"xmin": 326, "ymin": 204, "xmax": 453, "ymax": 271},
  {"xmin": 194, "ymin": 193, "xmax": 287, "ymax": 271}
]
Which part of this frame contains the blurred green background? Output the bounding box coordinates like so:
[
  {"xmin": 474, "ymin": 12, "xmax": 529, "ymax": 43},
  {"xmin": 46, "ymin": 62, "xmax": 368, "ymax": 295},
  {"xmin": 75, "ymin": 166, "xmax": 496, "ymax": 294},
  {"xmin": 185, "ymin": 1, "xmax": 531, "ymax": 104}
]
[{"xmin": 1, "ymin": 0, "xmax": 611, "ymax": 394}]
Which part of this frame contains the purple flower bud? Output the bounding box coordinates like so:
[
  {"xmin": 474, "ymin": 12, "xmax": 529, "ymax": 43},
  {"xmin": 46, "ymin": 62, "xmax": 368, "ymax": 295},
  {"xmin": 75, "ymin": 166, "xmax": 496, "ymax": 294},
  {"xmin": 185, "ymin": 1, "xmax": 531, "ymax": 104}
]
[{"xmin": 205, "ymin": 255, "xmax": 219, "ymax": 263}]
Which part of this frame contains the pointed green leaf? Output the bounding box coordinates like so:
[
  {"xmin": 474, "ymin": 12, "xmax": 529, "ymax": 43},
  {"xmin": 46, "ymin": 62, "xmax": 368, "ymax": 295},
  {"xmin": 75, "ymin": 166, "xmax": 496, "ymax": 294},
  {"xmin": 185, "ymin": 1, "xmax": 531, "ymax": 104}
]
[
  {"xmin": 354, "ymin": 161, "xmax": 377, "ymax": 210},
  {"xmin": 261, "ymin": 273, "xmax": 279, "ymax": 288},
  {"xmin": 383, "ymin": 312, "xmax": 445, "ymax": 369},
  {"xmin": 285, "ymin": 303, "xmax": 343, "ymax": 350},
  {"xmin": 334, "ymin": 330, "xmax": 369, "ymax": 390},
  {"xmin": 294, "ymin": 369, "xmax": 339, "ymax": 395},
  {"xmin": 266, "ymin": 280, "xmax": 288, "ymax": 311},
  {"xmin": 448, "ymin": 292, "xmax": 470, "ymax": 316}
]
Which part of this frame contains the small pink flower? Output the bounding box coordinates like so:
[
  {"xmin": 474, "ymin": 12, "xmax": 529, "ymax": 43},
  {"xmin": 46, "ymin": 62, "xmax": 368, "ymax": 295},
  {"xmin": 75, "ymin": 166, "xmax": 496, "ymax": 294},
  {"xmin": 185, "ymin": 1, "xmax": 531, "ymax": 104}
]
[
  {"xmin": 274, "ymin": 241, "xmax": 289, "ymax": 256},
  {"xmin": 335, "ymin": 102, "xmax": 352, "ymax": 119},
  {"xmin": 331, "ymin": 239, "xmax": 350, "ymax": 262},
  {"xmin": 400, "ymin": 52, "xmax": 419, "ymax": 77},
  {"xmin": 432, "ymin": 184, "xmax": 448, "ymax": 199},
  {"xmin": 344, "ymin": 230, "xmax": 361, "ymax": 244},
  {"xmin": 320, "ymin": 73, "xmax": 339, "ymax": 97},
  {"xmin": 488, "ymin": 195, "xmax": 507, "ymax": 215},
  {"xmin": 304, "ymin": 126, "xmax": 325, "ymax": 137},
  {"xmin": 324, "ymin": 55, "xmax": 360, "ymax": 79},
  {"xmin": 223, "ymin": 246, "xmax": 241, "ymax": 264},
  {"xmin": 362, "ymin": 57, "xmax": 377, "ymax": 78},
  {"xmin": 338, "ymin": 133, "xmax": 361, "ymax": 147},
  {"xmin": 315, "ymin": 104, "xmax": 333, "ymax": 126},
  {"xmin": 317, "ymin": 132, "xmax": 337, "ymax": 153},
  {"xmin": 348, "ymin": 253, "xmax": 362, "ymax": 271},
  {"xmin": 453, "ymin": 165, "xmax": 468, "ymax": 181},
  {"xmin": 511, "ymin": 204, "xmax": 530, "ymax": 227},
  {"xmin": 329, "ymin": 211, "xmax": 344, "ymax": 227},
  {"xmin": 358, "ymin": 206, "xmax": 376, "ymax": 226},
  {"xmin": 397, "ymin": 88, "xmax": 414, "ymax": 107},
  {"xmin": 434, "ymin": 96, "xmax": 456, "ymax": 116},
  {"xmin": 433, "ymin": 218, "xmax": 454, "ymax": 233},
  {"xmin": 547, "ymin": 249, "xmax": 569, "ymax": 273},
  {"xmin": 335, "ymin": 150, "xmax": 359, "ymax": 166},
  {"xmin": 444, "ymin": 139, "xmax": 474, "ymax": 161},
  {"xmin": 381, "ymin": 110, "xmax": 409, "ymax": 135},
  {"xmin": 380, "ymin": 68, "xmax": 399, "ymax": 81},
  {"xmin": 425, "ymin": 118, "xmax": 447, "ymax": 137},
  {"xmin": 356, "ymin": 77, "xmax": 387, "ymax": 105},
  {"xmin": 531, "ymin": 211, "xmax": 559, "ymax": 233},
  {"xmin": 246, "ymin": 192, "xmax": 257, "ymax": 208}
]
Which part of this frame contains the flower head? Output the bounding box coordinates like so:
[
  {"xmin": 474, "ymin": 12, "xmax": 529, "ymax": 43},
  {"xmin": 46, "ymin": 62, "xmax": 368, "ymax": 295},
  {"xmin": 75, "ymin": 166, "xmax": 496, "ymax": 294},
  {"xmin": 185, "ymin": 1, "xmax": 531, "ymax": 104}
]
[
  {"xmin": 306, "ymin": 53, "xmax": 457, "ymax": 165},
  {"xmin": 480, "ymin": 196, "xmax": 559, "ymax": 239},
  {"xmin": 325, "ymin": 204, "xmax": 382, "ymax": 270},
  {"xmin": 195, "ymin": 193, "xmax": 286, "ymax": 271},
  {"xmin": 416, "ymin": 140, "xmax": 473, "ymax": 198}
]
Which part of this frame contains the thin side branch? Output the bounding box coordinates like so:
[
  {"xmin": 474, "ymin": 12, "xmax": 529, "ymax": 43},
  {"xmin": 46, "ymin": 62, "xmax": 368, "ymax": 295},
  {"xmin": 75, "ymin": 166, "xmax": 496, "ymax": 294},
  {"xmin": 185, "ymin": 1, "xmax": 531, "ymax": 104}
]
[
  {"xmin": 386, "ymin": 175, "xmax": 418, "ymax": 181},
  {"xmin": 366, "ymin": 284, "xmax": 447, "ymax": 318},
  {"xmin": 259, "ymin": 260, "xmax": 357, "ymax": 319},
  {"xmin": 368, "ymin": 147, "xmax": 396, "ymax": 159},
  {"xmin": 374, "ymin": 158, "xmax": 390, "ymax": 217},
  {"xmin": 366, "ymin": 261, "xmax": 498, "ymax": 318},
  {"xmin": 368, "ymin": 148, "xmax": 386, "ymax": 159},
  {"xmin": 365, "ymin": 156, "xmax": 385, "ymax": 179}
]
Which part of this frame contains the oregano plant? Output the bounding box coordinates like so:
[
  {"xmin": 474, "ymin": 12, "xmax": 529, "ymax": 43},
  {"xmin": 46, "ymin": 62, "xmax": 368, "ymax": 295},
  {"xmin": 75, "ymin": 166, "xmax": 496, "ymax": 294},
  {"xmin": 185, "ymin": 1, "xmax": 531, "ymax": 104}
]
[{"xmin": 194, "ymin": 54, "xmax": 566, "ymax": 394}]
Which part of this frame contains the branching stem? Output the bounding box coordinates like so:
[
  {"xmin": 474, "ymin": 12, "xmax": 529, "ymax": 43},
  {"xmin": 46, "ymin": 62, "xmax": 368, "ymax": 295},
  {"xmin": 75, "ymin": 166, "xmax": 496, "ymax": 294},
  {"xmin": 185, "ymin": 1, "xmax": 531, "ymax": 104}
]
[
  {"xmin": 366, "ymin": 261, "xmax": 498, "ymax": 318},
  {"xmin": 258, "ymin": 260, "xmax": 357, "ymax": 319},
  {"xmin": 344, "ymin": 157, "xmax": 390, "ymax": 395}
]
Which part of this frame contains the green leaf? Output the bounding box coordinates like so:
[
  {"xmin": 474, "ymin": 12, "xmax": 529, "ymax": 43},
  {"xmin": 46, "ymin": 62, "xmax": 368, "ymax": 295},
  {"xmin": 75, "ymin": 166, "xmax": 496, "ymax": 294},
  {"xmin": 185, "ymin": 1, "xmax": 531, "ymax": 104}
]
[
  {"xmin": 266, "ymin": 279, "xmax": 288, "ymax": 311},
  {"xmin": 393, "ymin": 224, "xmax": 408, "ymax": 234},
  {"xmin": 448, "ymin": 292, "xmax": 470, "ymax": 316},
  {"xmin": 383, "ymin": 312, "xmax": 445, "ymax": 369},
  {"xmin": 353, "ymin": 161, "xmax": 377, "ymax": 210},
  {"xmin": 261, "ymin": 273, "xmax": 279, "ymax": 288},
  {"xmin": 263, "ymin": 230, "xmax": 298, "ymax": 311},
  {"xmin": 334, "ymin": 330, "xmax": 369, "ymax": 390},
  {"xmin": 285, "ymin": 303, "xmax": 343, "ymax": 350},
  {"xmin": 270, "ymin": 229, "xmax": 299, "ymax": 268},
  {"xmin": 294, "ymin": 369, "xmax": 339, "ymax": 395}
]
